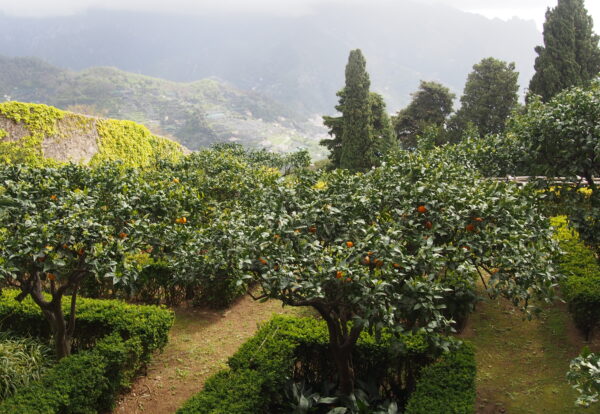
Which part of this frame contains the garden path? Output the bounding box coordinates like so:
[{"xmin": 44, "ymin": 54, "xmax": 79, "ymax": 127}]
[{"xmin": 113, "ymin": 295, "xmax": 305, "ymax": 414}]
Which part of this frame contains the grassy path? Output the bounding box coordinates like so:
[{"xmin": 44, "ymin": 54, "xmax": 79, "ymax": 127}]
[
  {"xmin": 114, "ymin": 295, "xmax": 307, "ymax": 414},
  {"xmin": 461, "ymin": 295, "xmax": 599, "ymax": 413}
]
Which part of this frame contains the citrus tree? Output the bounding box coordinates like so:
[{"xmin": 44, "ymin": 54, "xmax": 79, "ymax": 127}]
[
  {"xmin": 512, "ymin": 79, "xmax": 600, "ymax": 253},
  {"xmin": 242, "ymin": 152, "xmax": 559, "ymax": 395},
  {"xmin": 0, "ymin": 163, "xmax": 150, "ymax": 358}
]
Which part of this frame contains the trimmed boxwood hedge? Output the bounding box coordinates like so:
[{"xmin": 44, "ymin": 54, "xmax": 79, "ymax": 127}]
[
  {"xmin": 404, "ymin": 343, "xmax": 476, "ymax": 413},
  {"xmin": 0, "ymin": 289, "xmax": 174, "ymax": 413},
  {"xmin": 551, "ymin": 216, "xmax": 600, "ymax": 339},
  {"xmin": 177, "ymin": 316, "xmax": 475, "ymax": 414}
]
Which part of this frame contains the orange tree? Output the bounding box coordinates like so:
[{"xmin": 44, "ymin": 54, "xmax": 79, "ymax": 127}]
[
  {"xmin": 241, "ymin": 151, "xmax": 560, "ymax": 395},
  {"xmin": 0, "ymin": 163, "xmax": 153, "ymax": 358}
]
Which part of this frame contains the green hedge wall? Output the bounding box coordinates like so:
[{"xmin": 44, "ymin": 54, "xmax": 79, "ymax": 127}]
[
  {"xmin": 404, "ymin": 343, "xmax": 476, "ymax": 413},
  {"xmin": 0, "ymin": 290, "xmax": 174, "ymax": 413},
  {"xmin": 177, "ymin": 316, "xmax": 475, "ymax": 414},
  {"xmin": 551, "ymin": 216, "xmax": 600, "ymax": 339}
]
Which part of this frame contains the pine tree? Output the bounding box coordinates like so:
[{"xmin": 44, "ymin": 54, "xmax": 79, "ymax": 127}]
[
  {"xmin": 528, "ymin": 0, "xmax": 600, "ymax": 101},
  {"xmin": 320, "ymin": 49, "xmax": 394, "ymax": 171},
  {"xmin": 449, "ymin": 57, "xmax": 520, "ymax": 138},
  {"xmin": 393, "ymin": 81, "xmax": 455, "ymax": 149}
]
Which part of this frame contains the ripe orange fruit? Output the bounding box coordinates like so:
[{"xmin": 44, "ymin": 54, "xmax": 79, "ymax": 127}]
[
  {"xmin": 393, "ymin": 263, "xmax": 401, "ymax": 269},
  {"xmin": 47, "ymin": 273, "xmax": 56, "ymax": 281},
  {"xmin": 309, "ymin": 226, "xmax": 317, "ymax": 233},
  {"xmin": 62, "ymin": 244, "xmax": 69, "ymax": 250},
  {"xmin": 465, "ymin": 224, "xmax": 475, "ymax": 232},
  {"xmin": 258, "ymin": 257, "xmax": 267, "ymax": 265},
  {"xmin": 346, "ymin": 241, "xmax": 354, "ymax": 248},
  {"xmin": 424, "ymin": 221, "xmax": 433, "ymax": 229},
  {"xmin": 473, "ymin": 217, "xmax": 484, "ymax": 222},
  {"xmin": 336, "ymin": 271, "xmax": 344, "ymax": 279},
  {"xmin": 417, "ymin": 205, "xmax": 427, "ymax": 213},
  {"xmin": 77, "ymin": 248, "xmax": 85, "ymax": 256},
  {"xmin": 119, "ymin": 232, "xmax": 128, "ymax": 239},
  {"xmin": 50, "ymin": 195, "xmax": 57, "ymax": 201},
  {"xmin": 374, "ymin": 259, "xmax": 384, "ymax": 267},
  {"xmin": 362, "ymin": 256, "xmax": 371, "ymax": 265}
]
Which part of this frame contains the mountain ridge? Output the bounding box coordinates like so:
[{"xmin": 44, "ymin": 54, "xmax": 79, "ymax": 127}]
[
  {"xmin": 0, "ymin": 56, "xmax": 328, "ymax": 159},
  {"xmin": 0, "ymin": 3, "xmax": 541, "ymax": 113}
]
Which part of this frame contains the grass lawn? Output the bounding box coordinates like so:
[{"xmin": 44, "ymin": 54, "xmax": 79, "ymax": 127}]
[{"xmin": 461, "ymin": 292, "xmax": 600, "ymax": 413}]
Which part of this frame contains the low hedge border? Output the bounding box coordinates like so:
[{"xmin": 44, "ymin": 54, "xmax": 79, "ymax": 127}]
[
  {"xmin": 0, "ymin": 289, "xmax": 174, "ymax": 413},
  {"xmin": 177, "ymin": 315, "xmax": 475, "ymax": 414},
  {"xmin": 404, "ymin": 342, "xmax": 476, "ymax": 413},
  {"xmin": 551, "ymin": 216, "xmax": 600, "ymax": 339}
]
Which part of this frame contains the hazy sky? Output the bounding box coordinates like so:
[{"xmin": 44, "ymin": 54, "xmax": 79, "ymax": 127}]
[{"xmin": 0, "ymin": 0, "xmax": 599, "ymax": 31}]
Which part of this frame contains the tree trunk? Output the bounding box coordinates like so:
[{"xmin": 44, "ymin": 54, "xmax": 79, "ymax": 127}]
[
  {"xmin": 330, "ymin": 342, "xmax": 355, "ymax": 395},
  {"xmin": 43, "ymin": 301, "xmax": 72, "ymax": 359}
]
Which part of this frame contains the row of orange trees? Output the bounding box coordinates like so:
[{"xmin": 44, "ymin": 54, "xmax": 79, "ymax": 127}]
[
  {"xmin": 0, "ymin": 144, "xmax": 560, "ymax": 397},
  {"xmin": 0, "ymin": 146, "xmax": 297, "ymax": 358}
]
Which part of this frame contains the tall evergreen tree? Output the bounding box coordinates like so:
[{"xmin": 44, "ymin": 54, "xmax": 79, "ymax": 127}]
[
  {"xmin": 449, "ymin": 57, "xmax": 519, "ymax": 138},
  {"xmin": 393, "ymin": 80, "xmax": 455, "ymax": 149},
  {"xmin": 320, "ymin": 49, "xmax": 393, "ymax": 171},
  {"xmin": 528, "ymin": 0, "xmax": 600, "ymax": 101}
]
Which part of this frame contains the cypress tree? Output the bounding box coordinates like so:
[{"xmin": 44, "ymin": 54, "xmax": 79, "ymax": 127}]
[
  {"xmin": 320, "ymin": 49, "xmax": 393, "ymax": 171},
  {"xmin": 339, "ymin": 49, "xmax": 372, "ymax": 171},
  {"xmin": 528, "ymin": 0, "xmax": 600, "ymax": 101}
]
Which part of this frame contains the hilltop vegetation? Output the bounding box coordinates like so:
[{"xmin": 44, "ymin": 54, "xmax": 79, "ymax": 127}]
[
  {"xmin": 0, "ymin": 57, "xmax": 327, "ymax": 159},
  {"xmin": 0, "ymin": 101, "xmax": 184, "ymax": 166}
]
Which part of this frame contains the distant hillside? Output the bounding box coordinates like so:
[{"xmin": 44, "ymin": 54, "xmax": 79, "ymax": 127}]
[
  {"xmin": 0, "ymin": 57, "xmax": 327, "ymax": 159},
  {"xmin": 0, "ymin": 101, "xmax": 184, "ymax": 166},
  {"xmin": 0, "ymin": 3, "xmax": 541, "ymax": 113}
]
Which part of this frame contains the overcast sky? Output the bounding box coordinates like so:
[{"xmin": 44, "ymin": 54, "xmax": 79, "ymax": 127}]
[{"xmin": 0, "ymin": 0, "xmax": 599, "ymax": 31}]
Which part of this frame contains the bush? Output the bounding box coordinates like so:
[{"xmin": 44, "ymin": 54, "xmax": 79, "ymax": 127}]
[
  {"xmin": 0, "ymin": 333, "xmax": 52, "ymax": 400},
  {"xmin": 177, "ymin": 316, "xmax": 475, "ymax": 414},
  {"xmin": 0, "ymin": 333, "xmax": 142, "ymax": 414},
  {"xmin": 0, "ymin": 290, "xmax": 173, "ymax": 413},
  {"xmin": 404, "ymin": 343, "xmax": 476, "ymax": 413},
  {"xmin": 0, "ymin": 289, "xmax": 174, "ymax": 361},
  {"xmin": 551, "ymin": 216, "xmax": 600, "ymax": 339}
]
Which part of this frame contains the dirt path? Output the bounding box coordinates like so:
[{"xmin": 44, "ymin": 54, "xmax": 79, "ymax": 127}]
[
  {"xmin": 114, "ymin": 295, "xmax": 307, "ymax": 414},
  {"xmin": 460, "ymin": 296, "xmax": 600, "ymax": 414}
]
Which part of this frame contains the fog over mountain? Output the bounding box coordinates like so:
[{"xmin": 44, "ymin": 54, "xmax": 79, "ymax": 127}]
[{"xmin": 0, "ymin": 1, "xmax": 540, "ymax": 114}]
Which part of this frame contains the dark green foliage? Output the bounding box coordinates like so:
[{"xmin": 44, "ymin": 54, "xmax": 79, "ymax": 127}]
[
  {"xmin": 321, "ymin": 50, "xmax": 394, "ymax": 171},
  {"xmin": 449, "ymin": 57, "xmax": 520, "ymax": 139},
  {"xmin": 0, "ymin": 334, "xmax": 142, "ymax": 414},
  {"xmin": 177, "ymin": 316, "xmax": 475, "ymax": 414},
  {"xmin": 0, "ymin": 289, "xmax": 173, "ymax": 363},
  {"xmin": 513, "ymin": 80, "xmax": 600, "ymax": 182},
  {"xmin": 528, "ymin": 0, "xmax": 600, "ymax": 102},
  {"xmin": 393, "ymin": 81, "xmax": 455, "ymax": 149},
  {"xmin": 551, "ymin": 217, "xmax": 600, "ymax": 340},
  {"xmin": 339, "ymin": 49, "xmax": 373, "ymax": 171},
  {"xmin": 177, "ymin": 370, "xmax": 268, "ymax": 414},
  {"xmin": 404, "ymin": 343, "xmax": 476, "ymax": 414},
  {"xmin": 0, "ymin": 291, "xmax": 172, "ymax": 412}
]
